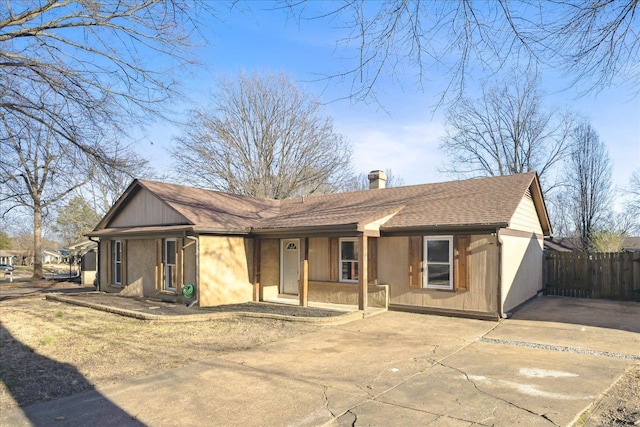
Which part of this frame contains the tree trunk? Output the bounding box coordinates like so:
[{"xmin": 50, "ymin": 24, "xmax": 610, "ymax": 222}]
[{"xmin": 32, "ymin": 203, "xmax": 43, "ymax": 280}]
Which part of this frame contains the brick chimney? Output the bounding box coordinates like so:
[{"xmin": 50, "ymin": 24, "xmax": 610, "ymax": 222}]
[{"xmin": 368, "ymin": 170, "xmax": 387, "ymax": 189}]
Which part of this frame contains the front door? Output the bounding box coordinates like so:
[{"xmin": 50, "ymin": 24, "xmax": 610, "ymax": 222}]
[{"xmin": 280, "ymin": 239, "xmax": 300, "ymax": 295}]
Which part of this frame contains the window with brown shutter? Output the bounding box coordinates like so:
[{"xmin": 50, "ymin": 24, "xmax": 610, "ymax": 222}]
[
  {"xmin": 454, "ymin": 235, "xmax": 470, "ymax": 291},
  {"xmin": 423, "ymin": 236, "xmax": 453, "ymax": 289},
  {"xmin": 408, "ymin": 236, "xmax": 423, "ymax": 289}
]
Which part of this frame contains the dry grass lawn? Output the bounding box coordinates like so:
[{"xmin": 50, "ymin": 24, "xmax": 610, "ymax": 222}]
[{"xmin": 0, "ymin": 296, "xmax": 318, "ymax": 411}]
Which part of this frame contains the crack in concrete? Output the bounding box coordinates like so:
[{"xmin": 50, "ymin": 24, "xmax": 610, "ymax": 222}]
[
  {"xmin": 347, "ymin": 409, "xmax": 357, "ymax": 427},
  {"xmin": 322, "ymin": 386, "xmax": 336, "ymax": 419},
  {"xmin": 438, "ymin": 361, "xmax": 560, "ymax": 426}
]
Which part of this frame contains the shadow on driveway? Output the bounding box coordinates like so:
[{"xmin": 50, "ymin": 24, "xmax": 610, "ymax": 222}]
[{"xmin": 512, "ymin": 295, "xmax": 640, "ymax": 334}]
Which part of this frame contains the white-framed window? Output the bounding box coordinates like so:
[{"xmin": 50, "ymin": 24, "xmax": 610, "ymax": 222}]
[
  {"xmin": 423, "ymin": 236, "xmax": 453, "ymax": 290},
  {"xmin": 339, "ymin": 238, "xmax": 358, "ymax": 283},
  {"xmin": 113, "ymin": 240, "xmax": 122, "ymax": 285},
  {"xmin": 164, "ymin": 238, "xmax": 177, "ymax": 291}
]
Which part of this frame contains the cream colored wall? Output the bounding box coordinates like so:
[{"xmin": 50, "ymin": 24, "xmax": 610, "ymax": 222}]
[
  {"xmin": 380, "ymin": 235, "xmax": 499, "ymax": 314},
  {"xmin": 309, "ymin": 237, "xmax": 330, "ymax": 281},
  {"xmin": 198, "ymin": 235, "xmax": 253, "ymax": 306},
  {"xmin": 500, "ymin": 231, "xmax": 543, "ymax": 314},
  {"xmin": 260, "ymin": 239, "xmax": 280, "ymax": 300},
  {"xmin": 509, "ymin": 191, "xmax": 543, "ymax": 234},
  {"xmin": 110, "ymin": 188, "xmax": 186, "ymax": 227}
]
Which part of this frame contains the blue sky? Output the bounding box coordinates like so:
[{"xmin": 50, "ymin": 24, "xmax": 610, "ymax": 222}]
[{"xmin": 143, "ymin": 3, "xmax": 639, "ymax": 207}]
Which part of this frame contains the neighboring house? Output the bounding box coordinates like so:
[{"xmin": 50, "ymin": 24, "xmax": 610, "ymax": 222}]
[
  {"xmin": 544, "ymin": 236, "xmax": 640, "ymax": 252},
  {"xmin": 42, "ymin": 250, "xmax": 65, "ymax": 264},
  {"xmin": 88, "ymin": 171, "xmax": 551, "ymax": 319},
  {"xmin": 67, "ymin": 240, "xmax": 98, "ymax": 286},
  {"xmin": 0, "ymin": 250, "xmax": 18, "ymax": 266}
]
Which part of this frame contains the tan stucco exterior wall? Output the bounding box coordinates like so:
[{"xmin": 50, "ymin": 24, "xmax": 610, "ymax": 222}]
[
  {"xmin": 499, "ymin": 231, "xmax": 543, "ymax": 314},
  {"xmin": 259, "ymin": 239, "xmax": 280, "ymax": 300},
  {"xmin": 198, "ymin": 235, "xmax": 253, "ymax": 307},
  {"xmin": 380, "ymin": 235, "xmax": 499, "ymax": 314}
]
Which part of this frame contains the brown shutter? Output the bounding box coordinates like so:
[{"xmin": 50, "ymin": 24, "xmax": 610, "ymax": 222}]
[
  {"xmin": 155, "ymin": 238, "xmax": 163, "ymax": 290},
  {"xmin": 408, "ymin": 236, "xmax": 423, "ymax": 289},
  {"xmin": 105, "ymin": 240, "xmax": 112, "ymax": 285},
  {"xmin": 454, "ymin": 235, "xmax": 470, "ymax": 291},
  {"xmin": 368, "ymin": 238, "xmax": 378, "ymax": 284},
  {"xmin": 176, "ymin": 238, "xmax": 184, "ymax": 291},
  {"xmin": 121, "ymin": 240, "xmax": 128, "ymax": 286},
  {"xmin": 329, "ymin": 237, "xmax": 339, "ymax": 281}
]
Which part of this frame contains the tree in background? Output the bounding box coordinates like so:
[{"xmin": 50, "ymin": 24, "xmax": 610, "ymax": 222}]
[
  {"xmin": 172, "ymin": 72, "xmax": 353, "ymax": 199},
  {"xmin": 52, "ymin": 196, "xmax": 101, "ymax": 247},
  {"xmin": 563, "ymin": 122, "xmax": 613, "ymax": 249},
  {"xmin": 623, "ymin": 170, "xmax": 640, "ymax": 233},
  {"xmin": 342, "ymin": 169, "xmax": 405, "ymax": 192},
  {"xmin": 1, "ymin": 1, "xmax": 210, "ymax": 157},
  {"xmin": 281, "ymin": 1, "xmax": 639, "ymax": 104},
  {"xmin": 1, "ymin": 1, "xmax": 213, "ymax": 277},
  {"xmin": 439, "ymin": 72, "xmax": 573, "ymax": 195},
  {"xmin": 0, "ymin": 230, "xmax": 10, "ymax": 250}
]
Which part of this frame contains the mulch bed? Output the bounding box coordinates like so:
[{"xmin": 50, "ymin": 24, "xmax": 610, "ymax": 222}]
[{"xmin": 55, "ymin": 292, "xmax": 347, "ymax": 318}]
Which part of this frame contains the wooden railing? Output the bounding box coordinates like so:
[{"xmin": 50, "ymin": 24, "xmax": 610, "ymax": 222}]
[{"xmin": 544, "ymin": 251, "xmax": 640, "ymax": 301}]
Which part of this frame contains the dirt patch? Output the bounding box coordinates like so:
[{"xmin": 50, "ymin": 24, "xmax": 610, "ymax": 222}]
[
  {"xmin": 0, "ymin": 296, "xmax": 320, "ymax": 411},
  {"xmin": 576, "ymin": 363, "xmax": 640, "ymax": 426}
]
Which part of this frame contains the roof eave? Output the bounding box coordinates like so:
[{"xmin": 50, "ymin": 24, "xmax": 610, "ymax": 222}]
[{"xmin": 380, "ymin": 223, "xmax": 507, "ymax": 235}]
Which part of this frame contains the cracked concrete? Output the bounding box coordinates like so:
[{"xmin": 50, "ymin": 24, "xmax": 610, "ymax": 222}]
[{"xmin": 2, "ymin": 296, "xmax": 638, "ymax": 426}]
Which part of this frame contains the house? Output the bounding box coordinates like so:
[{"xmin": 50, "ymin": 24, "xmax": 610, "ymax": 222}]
[
  {"xmin": 87, "ymin": 171, "xmax": 551, "ymax": 319},
  {"xmin": 67, "ymin": 239, "xmax": 98, "ymax": 286},
  {"xmin": 42, "ymin": 250, "xmax": 65, "ymax": 264},
  {"xmin": 545, "ymin": 236, "xmax": 640, "ymax": 253},
  {"xmin": 0, "ymin": 250, "xmax": 18, "ymax": 266}
]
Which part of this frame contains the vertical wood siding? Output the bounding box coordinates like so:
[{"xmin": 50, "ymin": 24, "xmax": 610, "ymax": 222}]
[
  {"xmin": 381, "ymin": 235, "xmax": 498, "ymax": 313},
  {"xmin": 110, "ymin": 188, "xmax": 187, "ymax": 227}
]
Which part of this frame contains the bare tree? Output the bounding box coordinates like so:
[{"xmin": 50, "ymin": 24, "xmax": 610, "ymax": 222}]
[
  {"xmin": 0, "ymin": 95, "xmax": 144, "ymax": 279},
  {"xmin": 564, "ymin": 122, "xmax": 613, "ymax": 249},
  {"xmin": 341, "ymin": 168, "xmax": 405, "ymax": 192},
  {"xmin": 1, "ymin": 1, "xmax": 210, "ymax": 151},
  {"xmin": 280, "ymin": 1, "xmax": 639, "ymax": 103},
  {"xmin": 439, "ymin": 72, "xmax": 572, "ymax": 193},
  {"xmin": 623, "ymin": 169, "xmax": 640, "ymax": 233},
  {"xmin": 172, "ymin": 72, "xmax": 353, "ymax": 199}
]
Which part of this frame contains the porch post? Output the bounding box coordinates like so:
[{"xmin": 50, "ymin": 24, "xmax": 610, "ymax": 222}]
[
  {"xmin": 252, "ymin": 238, "xmax": 261, "ymax": 302},
  {"xmin": 358, "ymin": 234, "xmax": 368, "ymax": 311},
  {"xmin": 299, "ymin": 237, "xmax": 309, "ymax": 307}
]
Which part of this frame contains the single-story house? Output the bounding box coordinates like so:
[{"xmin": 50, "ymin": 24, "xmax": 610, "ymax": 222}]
[{"xmin": 88, "ymin": 171, "xmax": 551, "ymax": 319}]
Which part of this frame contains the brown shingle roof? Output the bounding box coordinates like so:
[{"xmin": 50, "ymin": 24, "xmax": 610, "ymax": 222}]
[
  {"xmin": 137, "ymin": 180, "xmax": 280, "ymax": 232},
  {"xmin": 93, "ymin": 172, "xmax": 549, "ymax": 235}
]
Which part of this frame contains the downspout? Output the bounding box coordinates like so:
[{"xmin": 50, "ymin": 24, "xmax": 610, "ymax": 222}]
[
  {"xmin": 496, "ymin": 228, "xmax": 505, "ymax": 318},
  {"xmin": 185, "ymin": 235, "xmax": 199, "ymax": 308},
  {"xmin": 89, "ymin": 237, "xmax": 100, "ymax": 291}
]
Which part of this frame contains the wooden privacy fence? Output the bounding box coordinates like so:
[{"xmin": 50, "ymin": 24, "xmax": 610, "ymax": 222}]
[{"xmin": 544, "ymin": 251, "xmax": 640, "ymax": 301}]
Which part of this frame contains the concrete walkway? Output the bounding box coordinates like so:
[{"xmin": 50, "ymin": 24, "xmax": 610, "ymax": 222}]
[{"xmin": 2, "ymin": 296, "xmax": 639, "ymax": 426}]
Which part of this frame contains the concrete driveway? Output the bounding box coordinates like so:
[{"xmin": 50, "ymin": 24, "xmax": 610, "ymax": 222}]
[{"xmin": 2, "ymin": 296, "xmax": 639, "ymax": 426}]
